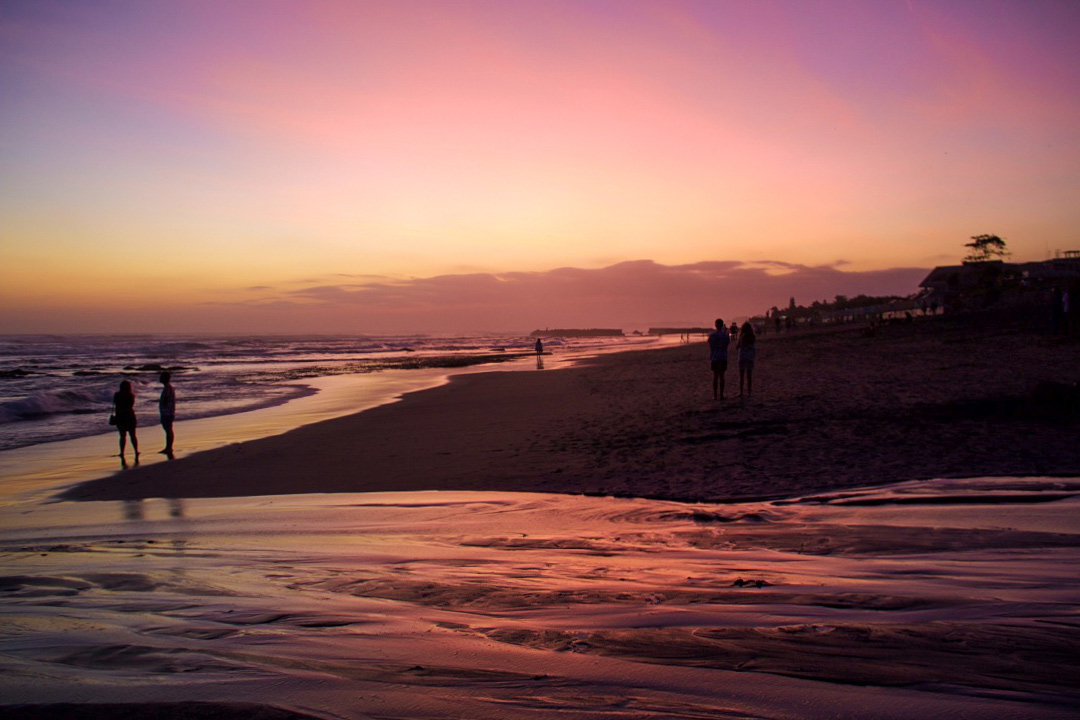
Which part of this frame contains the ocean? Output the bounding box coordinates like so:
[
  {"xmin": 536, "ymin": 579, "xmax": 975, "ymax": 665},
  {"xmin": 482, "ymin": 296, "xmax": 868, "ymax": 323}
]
[{"xmin": 0, "ymin": 332, "xmax": 663, "ymax": 454}]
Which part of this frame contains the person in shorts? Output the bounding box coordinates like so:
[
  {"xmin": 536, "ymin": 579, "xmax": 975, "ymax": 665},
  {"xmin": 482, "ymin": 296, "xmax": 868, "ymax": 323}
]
[
  {"xmin": 112, "ymin": 380, "xmax": 139, "ymax": 463},
  {"xmin": 707, "ymin": 318, "xmax": 730, "ymax": 400},
  {"xmin": 738, "ymin": 321, "xmax": 757, "ymax": 398},
  {"xmin": 158, "ymin": 371, "xmax": 176, "ymax": 456}
]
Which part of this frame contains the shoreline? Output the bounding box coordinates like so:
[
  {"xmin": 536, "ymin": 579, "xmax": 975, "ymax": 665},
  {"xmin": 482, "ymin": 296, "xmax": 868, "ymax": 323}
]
[
  {"xmin": 0, "ymin": 337, "xmax": 671, "ymax": 505},
  {"xmin": 61, "ymin": 312, "xmax": 1080, "ymax": 504},
  {"xmin": 0, "ymin": 369, "xmax": 455, "ymax": 506},
  {"xmin": 0, "ymin": 332, "xmax": 666, "ymax": 455}
]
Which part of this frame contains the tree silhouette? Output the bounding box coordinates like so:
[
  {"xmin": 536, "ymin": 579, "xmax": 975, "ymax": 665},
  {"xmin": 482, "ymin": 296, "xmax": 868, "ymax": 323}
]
[{"xmin": 964, "ymin": 234, "xmax": 1009, "ymax": 262}]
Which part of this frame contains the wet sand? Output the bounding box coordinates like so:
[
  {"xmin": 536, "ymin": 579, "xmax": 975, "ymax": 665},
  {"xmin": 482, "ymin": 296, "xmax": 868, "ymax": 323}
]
[
  {"xmin": 4, "ymin": 312, "xmax": 1080, "ymax": 718},
  {"xmin": 3, "ymin": 480, "xmax": 1080, "ymax": 718}
]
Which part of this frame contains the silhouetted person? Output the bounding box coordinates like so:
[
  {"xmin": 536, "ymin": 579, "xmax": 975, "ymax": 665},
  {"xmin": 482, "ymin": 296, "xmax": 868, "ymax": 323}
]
[
  {"xmin": 535, "ymin": 338, "xmax": 543, "ymax": 356},
  {"xmin": 1051, "ymin": 286, "xmax": 1063, "ymax": 335},
  {"xmin": 158, "ymin": 371, "xmax": 176, "ymax": 456},
  {"xmin": 113, "ymin": 380, "xmax": 138, "ymax": 463},
  {"xmin": 738, "ymin": 321, "xmax": 756, "ymax": 398},
  {"xmin": 707, "ymin": 318, "xmax": 730, "ymax": 400},
  {"xmin": 1066, "ymin": 283, "xmax": 1077, "ymax": 337}
]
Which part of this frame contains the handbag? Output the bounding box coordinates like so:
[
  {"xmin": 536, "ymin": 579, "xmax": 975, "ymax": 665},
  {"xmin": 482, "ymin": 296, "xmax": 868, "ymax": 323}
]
[{"xmin": 108, "ymin": 414, "xmax": 117, "ymax": 426}]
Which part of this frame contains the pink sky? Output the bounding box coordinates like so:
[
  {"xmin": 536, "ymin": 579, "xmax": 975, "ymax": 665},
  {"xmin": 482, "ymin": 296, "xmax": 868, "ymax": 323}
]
[{"xmin": 1, "ymin": 1, "xmax": 1078, "ymax": 333}]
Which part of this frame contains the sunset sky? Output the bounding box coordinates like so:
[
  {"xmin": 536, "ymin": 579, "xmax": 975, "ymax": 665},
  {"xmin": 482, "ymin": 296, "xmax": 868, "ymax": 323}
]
[{"xmin": 2, "ymin": 0, "xmax": 1078, "ymax": 334}]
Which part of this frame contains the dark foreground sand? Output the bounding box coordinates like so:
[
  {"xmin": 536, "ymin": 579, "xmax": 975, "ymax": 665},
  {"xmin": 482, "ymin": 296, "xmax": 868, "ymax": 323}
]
[{"xmin": 65, "ymin": 311, "xmax": 1080, "ymax": 504}]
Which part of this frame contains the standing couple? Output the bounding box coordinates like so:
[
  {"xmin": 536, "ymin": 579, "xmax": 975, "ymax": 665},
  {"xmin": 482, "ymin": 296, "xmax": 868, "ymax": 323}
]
[
  {"xmin": 708, "ymin": 318, "xmax": 755, "ymax": 400},
  {"xmin": 111, "ymin": 371, "xmax": 176, "ymax": 464}
]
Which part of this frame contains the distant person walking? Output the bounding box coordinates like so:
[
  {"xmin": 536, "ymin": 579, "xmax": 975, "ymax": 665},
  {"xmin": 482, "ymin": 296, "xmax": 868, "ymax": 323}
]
[
  {"xmin": 112, "ymin": 380, "xmax": 139, "ymax": 462},
  {"xmin": 158, "ymin": 371, "xmax": 176, "ymax": 456},
  {"xmin": 535, "ymin": 338, "xmax": 543, "ymax": 356},
  {"xmin": 707, "ymin": 318, "xmax": 730, "ymax": 400},
  {"xmin": 738, "ymin": 321, "xmax": 757, "ymax": 398},
  {"xmin": 1051, "ymin": 286, "xmax": 1064, "ymax": 335},
  {"xmin": 1066, "ymin": 283, "xmax": 1077, "ymax": 337}
]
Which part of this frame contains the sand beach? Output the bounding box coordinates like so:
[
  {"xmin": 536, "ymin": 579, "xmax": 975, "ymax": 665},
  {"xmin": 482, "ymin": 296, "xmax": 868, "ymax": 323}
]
[
  {"xmin": 65, "ymin": 311, "xmax": 1080, "ymax": 504},
  {"xmin": 3, "ymin": 312, "xmax": 1080, "ymax": 719}
]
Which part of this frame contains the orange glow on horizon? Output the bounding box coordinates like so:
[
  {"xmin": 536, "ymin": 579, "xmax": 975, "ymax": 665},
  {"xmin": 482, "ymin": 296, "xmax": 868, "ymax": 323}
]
[{"xmin": 2, "ymin": 1, "xmax": 1078, "ymax": 333}]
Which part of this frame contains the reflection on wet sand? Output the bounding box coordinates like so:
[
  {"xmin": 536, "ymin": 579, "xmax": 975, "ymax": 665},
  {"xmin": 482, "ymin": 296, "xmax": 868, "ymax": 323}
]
[
  {"xmin": 122, "ymin": 498, "xmax": 186, "ymax": 522},
  {"xmin": 1, "ymin": 477, "xmax": 1078, "ymax": 719}
]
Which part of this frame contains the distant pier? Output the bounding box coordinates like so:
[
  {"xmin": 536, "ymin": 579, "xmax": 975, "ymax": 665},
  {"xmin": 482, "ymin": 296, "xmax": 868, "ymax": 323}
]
[
  {"xmin": 530, "ymin": 329, "xmax": 624, "ymax": 337},
  {"xmin": 648, "ymin": 327, "xmax": 712, "ymax": 337}
]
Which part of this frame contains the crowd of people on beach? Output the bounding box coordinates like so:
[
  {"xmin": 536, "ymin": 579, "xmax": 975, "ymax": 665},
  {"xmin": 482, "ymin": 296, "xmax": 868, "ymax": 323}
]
[
  {"xmin": 708, "ymin": 318, "xmax": 756, "ymax": 401},
  {"xmin": 110, "ymin": 371, "xmax": 175, "ymax": 466}
]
